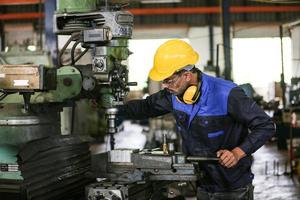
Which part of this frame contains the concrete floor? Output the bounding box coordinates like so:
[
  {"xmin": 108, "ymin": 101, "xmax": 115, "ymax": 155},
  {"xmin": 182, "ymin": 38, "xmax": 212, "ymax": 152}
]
[{"xmin": 252, "ymin": 142, "xmax": 300, "ymax": 200}]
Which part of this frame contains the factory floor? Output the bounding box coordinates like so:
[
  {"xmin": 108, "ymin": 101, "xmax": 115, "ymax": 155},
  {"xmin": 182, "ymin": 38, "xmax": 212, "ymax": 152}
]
[
  {"xmin": 186, "ymin": 142, "xmax": 300, "ymax": 200},
  {"xmin": 252, "ymin": 142, "xmax": 300, "ymax": 200}
]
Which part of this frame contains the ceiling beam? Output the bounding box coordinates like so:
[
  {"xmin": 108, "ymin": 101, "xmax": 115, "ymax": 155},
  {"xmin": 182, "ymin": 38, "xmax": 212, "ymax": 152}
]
[
  {"xmin": 0, "ymin": 0, "xmax": 43, "ymax": 5},
  {"xmin": 0, "ymin": 12, "xmax": 44, "ymax": 20},
  {"xmin": 0, "ymin": 6, "xmax": 300, "ymax": 20},
  {"xmin": 0, "ymin": 0, "xmax": 44, "ymax": 6}
]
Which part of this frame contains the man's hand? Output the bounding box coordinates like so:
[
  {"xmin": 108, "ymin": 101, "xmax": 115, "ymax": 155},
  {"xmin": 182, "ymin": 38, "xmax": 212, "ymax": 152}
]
[{"xmin": 217, "ymin": 147, "xmax": 246, "ymax": 168}]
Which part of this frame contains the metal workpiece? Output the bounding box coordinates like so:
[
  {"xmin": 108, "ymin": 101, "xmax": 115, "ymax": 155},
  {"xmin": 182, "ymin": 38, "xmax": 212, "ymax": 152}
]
[{"xmin": 108, "ymin": 149, "xmax": 139, "ymax": 163}]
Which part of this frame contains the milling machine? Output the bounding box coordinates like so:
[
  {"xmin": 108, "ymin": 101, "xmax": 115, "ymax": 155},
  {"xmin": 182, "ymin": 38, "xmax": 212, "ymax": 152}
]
[{"xmin": 0, "ymin": 0, "xmax": 135, "ymax": 199}]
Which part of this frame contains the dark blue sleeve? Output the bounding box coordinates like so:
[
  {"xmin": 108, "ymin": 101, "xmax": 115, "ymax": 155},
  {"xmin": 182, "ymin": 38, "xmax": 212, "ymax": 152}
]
[
  {"xmin": 117, "ymin": 89, "xmax": 173, "ymax": 119},
  {"xmin": 228, "ymin": 87, "xmax": 276, "ymax": 155}
]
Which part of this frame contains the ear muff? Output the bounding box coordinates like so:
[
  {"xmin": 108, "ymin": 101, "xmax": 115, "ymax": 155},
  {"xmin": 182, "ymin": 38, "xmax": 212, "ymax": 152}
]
[{"xmin": 182, "ymin": 85, "xmax": 200, "ymax": 104}]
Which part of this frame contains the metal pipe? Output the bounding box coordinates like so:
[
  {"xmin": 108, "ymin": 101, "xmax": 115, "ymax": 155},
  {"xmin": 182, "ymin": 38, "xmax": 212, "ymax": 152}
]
[
  {"xmin": 280, "ymin": 25, "xmax": 286, "ymax": 109},
  {"xmin": 45, "ymin": 0, "xmax": 57, "ymax": 66},
  {"xmin": 207, "ymin": 0, "xmax": 214, "ymax": 67},
  {"xmin": 221, "ymin": 0, "xmax": 232, "ymax": 81}
]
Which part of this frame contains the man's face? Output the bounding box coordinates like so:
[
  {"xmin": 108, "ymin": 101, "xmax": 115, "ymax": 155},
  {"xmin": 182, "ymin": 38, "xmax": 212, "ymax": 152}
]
[{"xmin": 161, "ymin": 72, "xmax": 190, "ymax": 96}]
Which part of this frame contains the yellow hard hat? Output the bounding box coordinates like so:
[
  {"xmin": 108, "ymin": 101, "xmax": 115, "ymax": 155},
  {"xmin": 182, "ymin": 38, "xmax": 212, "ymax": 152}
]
[{"xmin": 149, "ymin": 39, "xmax": 199, "ymax": 81}]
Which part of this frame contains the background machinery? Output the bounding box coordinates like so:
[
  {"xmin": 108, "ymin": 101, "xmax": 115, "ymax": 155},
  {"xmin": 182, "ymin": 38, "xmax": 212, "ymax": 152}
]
[{"xmin": 0, "ymin": 0, "xmax": 135, "ymax": 199}]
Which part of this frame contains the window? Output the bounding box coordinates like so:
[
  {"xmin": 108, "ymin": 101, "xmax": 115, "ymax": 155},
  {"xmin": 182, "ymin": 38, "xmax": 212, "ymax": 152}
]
[{"xmin": 233, "ymin": 37, "xmax": 292, "ymax": 101}]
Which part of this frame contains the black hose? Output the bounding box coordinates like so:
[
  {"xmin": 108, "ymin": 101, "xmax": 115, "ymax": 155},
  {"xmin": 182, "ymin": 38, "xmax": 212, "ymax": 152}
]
[
  {"xmin": 71, "ymin": 40, "xmax": 81, "ymax": 66},
  {"xmin": 74, "ymin": 47, "xmax": 89, "ymax": 63},
  {"xmin": 58, "ymin": 32, "xmax": 81, "ymax": 67},
  {"xmin": 0, "ymin": 92, "xmax": 8, "ymax": 101}
]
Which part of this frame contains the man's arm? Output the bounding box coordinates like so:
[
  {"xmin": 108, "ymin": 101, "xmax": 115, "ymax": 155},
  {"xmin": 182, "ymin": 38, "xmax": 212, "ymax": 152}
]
[
  {"xmin": 117, "ymin": 89, "xmax": 173, "ymax": 119},
  {"xmin": 218, "ymin": 87, "xmax": 275, "ymax": 168}
]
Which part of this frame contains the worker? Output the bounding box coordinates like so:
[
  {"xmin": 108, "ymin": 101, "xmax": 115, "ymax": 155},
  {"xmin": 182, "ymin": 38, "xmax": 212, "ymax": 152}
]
[{"xmin": 117, "ymin": 39, "xmax": 275, "ymax": 200}]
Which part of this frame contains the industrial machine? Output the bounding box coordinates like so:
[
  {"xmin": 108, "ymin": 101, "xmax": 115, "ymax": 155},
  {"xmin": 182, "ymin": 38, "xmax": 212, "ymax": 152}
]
[{"xmin": 0, "ymin": 0, "xmax": 135, "ymax": 199}]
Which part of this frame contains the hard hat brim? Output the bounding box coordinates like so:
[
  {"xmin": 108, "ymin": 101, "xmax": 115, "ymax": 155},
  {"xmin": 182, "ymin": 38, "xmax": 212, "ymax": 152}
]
[{"xmin": 149, "ymin": 67, "xmax": 173, "ymax": 81}]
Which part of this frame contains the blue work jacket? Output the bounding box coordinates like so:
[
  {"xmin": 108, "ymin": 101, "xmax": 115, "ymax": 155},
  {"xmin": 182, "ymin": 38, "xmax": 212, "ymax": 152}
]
[{"xmin": 118, "ymin": 72, "xmax": 275, "ymax": 192}]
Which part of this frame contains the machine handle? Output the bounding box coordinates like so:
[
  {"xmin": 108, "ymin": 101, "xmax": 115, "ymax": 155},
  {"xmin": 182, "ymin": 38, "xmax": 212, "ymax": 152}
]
[{"xmin": 186, "ymin": 156, "xmax": 219, "ymax": 162}]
